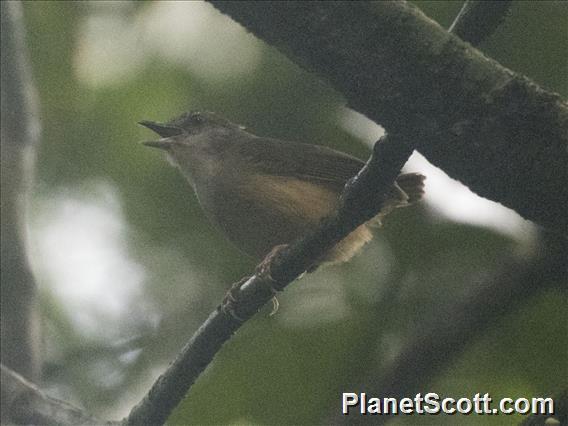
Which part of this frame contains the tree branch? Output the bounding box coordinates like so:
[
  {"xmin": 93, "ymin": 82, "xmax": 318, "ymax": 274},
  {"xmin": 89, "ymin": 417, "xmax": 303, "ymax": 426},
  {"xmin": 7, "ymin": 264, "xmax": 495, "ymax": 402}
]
[
  {"xmin": 208, "ymin": 1, "xmax": 568, "ymax": 234},
  {"xmin": 0, "ymin": 364, "xmax": 109, "ymax": 425},
  {"xmin": 124, "ymin": 135, "xmax": 412, "ymax": 425}
]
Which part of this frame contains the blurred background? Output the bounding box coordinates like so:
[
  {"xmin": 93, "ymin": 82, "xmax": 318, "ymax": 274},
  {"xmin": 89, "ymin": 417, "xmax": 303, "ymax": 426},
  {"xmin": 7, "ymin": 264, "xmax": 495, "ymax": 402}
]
[{"xmin": 7, "ymin": 1, "xmax": 567, "ymax": 424}]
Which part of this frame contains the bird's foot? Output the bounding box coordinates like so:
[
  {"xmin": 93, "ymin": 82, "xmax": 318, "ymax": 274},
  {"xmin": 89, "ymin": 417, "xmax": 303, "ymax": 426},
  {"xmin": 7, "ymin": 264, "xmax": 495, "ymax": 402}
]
[
  {"xmin": 221, "ymin": 276, "xmax": 251, "ymax": 322},
  {"xmin": 255, "ymin": 244, "xmax": 288, "ymax": 286},
  {"xmin": 256, "ymin": 244, "xmax": 289, "ymax": 316},
  {"xmin": 221, "ymin": 244, "xmax": 289, "ymax": 321}
]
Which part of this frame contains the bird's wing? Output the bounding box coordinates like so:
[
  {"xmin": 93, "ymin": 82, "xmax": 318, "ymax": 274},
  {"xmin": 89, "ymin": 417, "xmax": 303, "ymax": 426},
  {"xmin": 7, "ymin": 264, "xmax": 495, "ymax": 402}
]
[{"xmin": 232, "ymin": 136, "xmax": 365, "ymax": 190}]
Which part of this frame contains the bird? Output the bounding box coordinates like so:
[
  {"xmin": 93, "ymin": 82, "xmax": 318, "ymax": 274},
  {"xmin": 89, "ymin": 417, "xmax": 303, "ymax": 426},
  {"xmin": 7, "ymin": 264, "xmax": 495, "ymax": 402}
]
[{"xmin": 140, "ymin": 111, "xmax": 425, "ymax": 268}]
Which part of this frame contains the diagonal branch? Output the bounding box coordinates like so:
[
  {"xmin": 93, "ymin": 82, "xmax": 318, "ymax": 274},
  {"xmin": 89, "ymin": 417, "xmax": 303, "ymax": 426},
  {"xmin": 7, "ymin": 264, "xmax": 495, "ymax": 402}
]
[
  {"xmin": 208, "ymin": 1, "xmax": 568, "ymax": 234},
  {"xmin": 124, "ymin": 134, "xmax": 412, "ymax": 425}
]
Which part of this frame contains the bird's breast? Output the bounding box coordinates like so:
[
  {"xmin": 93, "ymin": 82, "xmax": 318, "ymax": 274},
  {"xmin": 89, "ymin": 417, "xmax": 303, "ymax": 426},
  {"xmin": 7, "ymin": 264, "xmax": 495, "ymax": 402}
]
[
  {"xmin": 195, "ymin": 174, "xmax": 340, "ymax": 258},
  {"xmin": 247, "ymin": 174, "xmax": 339, "ymax": 222}
]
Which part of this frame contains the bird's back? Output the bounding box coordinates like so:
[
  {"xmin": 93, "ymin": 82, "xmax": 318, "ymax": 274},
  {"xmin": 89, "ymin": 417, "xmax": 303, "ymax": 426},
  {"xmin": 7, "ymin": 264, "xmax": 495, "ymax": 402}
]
[{"xmin": 198, "ymin": 137, "xmax": 423, "ymax": 262}]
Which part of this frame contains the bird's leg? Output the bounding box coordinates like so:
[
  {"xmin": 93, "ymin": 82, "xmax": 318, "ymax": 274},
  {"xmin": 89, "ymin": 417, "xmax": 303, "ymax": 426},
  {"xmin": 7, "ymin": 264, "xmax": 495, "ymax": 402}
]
[
  {"xmin": 221, "ymin": 244, "xmax": 292, "ymax": 320},
  {"xmin": 255, "ymin": 244, "xmax": 290, "ymax": 316},
  {"xmin": 255, "ymin": 244, "xmax": 288, "ymax": 286},
  {"xmin": 221, "ymin": 276, "xmax": 251, "ymax": 321}
]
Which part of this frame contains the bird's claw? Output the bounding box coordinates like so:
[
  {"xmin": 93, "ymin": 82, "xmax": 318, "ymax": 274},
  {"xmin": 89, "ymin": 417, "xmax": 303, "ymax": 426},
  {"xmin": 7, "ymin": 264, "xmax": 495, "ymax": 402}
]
[
  {"xmin": 221, "ymin": 276, "xmax": 250, "ymax": 322},
  {"xmin": 221, "ymin": 244, "xmax": 289, "ymax": 321},
  {"xmin": 255, "ymin": 244, "xmax": 288, "ymax": 290}
]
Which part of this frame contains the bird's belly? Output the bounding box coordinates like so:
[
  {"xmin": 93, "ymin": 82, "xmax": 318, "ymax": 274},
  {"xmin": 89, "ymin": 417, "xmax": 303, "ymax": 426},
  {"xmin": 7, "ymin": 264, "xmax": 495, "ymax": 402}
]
[{"xmin": 196, "ymin": 175, "xmax": 340, "ymax": 259}]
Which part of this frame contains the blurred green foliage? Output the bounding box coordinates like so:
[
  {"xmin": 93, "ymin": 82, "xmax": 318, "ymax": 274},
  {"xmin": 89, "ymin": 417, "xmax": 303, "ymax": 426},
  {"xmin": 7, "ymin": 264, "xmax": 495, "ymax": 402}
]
[{"xmin": 19, "ymin": 1, "xmax": 567, "ymax": 424}]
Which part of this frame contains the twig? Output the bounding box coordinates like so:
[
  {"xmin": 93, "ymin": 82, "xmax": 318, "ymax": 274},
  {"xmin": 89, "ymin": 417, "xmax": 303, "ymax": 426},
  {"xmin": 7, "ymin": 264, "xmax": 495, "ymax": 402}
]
[
  {"xmin": 0, "ymin": 364, "xmax": 110, "ymax": 425},
  {"xmin": 449, "ymin": 0, "xmax": 513, "ymax": 45},
  {"xmin": 124, "ymin": 135, "xmax": 414, "ymax": 425}
]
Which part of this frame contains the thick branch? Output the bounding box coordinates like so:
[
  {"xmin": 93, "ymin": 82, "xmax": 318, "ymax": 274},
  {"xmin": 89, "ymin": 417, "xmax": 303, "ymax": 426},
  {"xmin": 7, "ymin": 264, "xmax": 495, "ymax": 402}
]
[
  {"xmin": 208, "ymin": 1, "xmax": 568, "ymax": 234},
  {"xmin": 124, "ymin": 135, "xmax": 410, "ymax": 425},
  {"xmin": 0, "ymin": 365, "xmax": 108, "ymax": 425}
]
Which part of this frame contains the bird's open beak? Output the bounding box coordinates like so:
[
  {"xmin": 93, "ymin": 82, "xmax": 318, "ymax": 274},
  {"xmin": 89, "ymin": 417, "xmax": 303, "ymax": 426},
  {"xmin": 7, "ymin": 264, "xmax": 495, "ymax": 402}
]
[
  {"xmin": 138, "ymin": 120, "xmax": 183, "ymax": 138},
  {"xmin": 141, "ymin": 139, "xmax": 176, "ymax": 150}
]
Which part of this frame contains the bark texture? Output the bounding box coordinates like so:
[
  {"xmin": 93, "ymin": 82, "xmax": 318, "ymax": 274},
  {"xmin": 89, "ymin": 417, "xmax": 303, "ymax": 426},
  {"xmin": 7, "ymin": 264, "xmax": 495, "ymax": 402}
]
[{"xmin": 209, "ymin": 1, "xmax": 568, "ymax": 233}]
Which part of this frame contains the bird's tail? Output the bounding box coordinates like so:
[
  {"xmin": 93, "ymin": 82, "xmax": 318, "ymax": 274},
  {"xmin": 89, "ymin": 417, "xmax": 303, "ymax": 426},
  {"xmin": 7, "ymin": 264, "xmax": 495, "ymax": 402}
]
[{"xmin": 319, "ymin": 172, "xmax": 425, "ymax": 266}]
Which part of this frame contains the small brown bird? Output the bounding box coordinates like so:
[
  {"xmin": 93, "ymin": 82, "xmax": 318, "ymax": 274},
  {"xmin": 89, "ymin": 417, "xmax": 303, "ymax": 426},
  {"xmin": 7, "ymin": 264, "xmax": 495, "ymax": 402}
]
[{"xmin": 140, "ymin": 111, "xmax": 424, "ymax": 266}]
